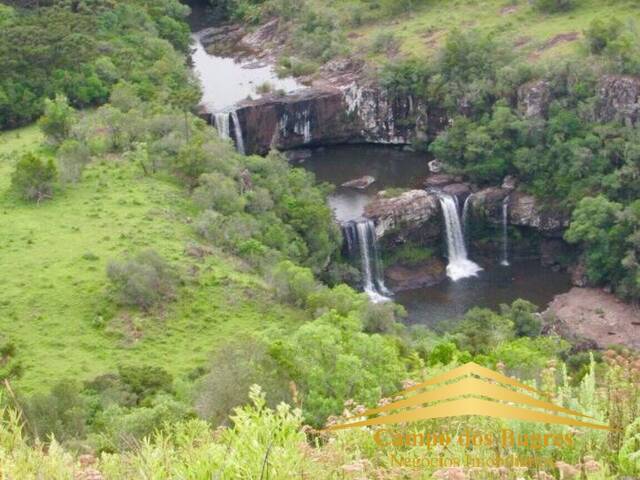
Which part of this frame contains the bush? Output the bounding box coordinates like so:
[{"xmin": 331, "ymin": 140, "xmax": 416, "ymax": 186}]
[
  {"xmin": 38, "ymin": 94, "xmax": 76, "ymax": 145},
  {"xmin": 500, "ymin": 299, "xmax": 541, "ymax": 337},
  {"xmin": 107, "ymin": 249, "xmax": 178, "ymax": 310},
  {"xmin": 586, "ymin": 17, "xmax": 624, "ymax": 54},
  {"xmin": 25, "ymin": 380, "xmax": 88, "ymax": 443},
  {"xmin": 194, "ymin": 338, "xmax": 290, "ymax": 426},
  {"xmin": 531, "ymin": 0, "xmax": 575, "ymax": 13},
  {"xmin": 117, "ymin": 365, "xmax": 173, "ymax": 405},
  {"xmin": 192, "ymin": 172, "xmax": 246, "ymax": 215},
  {"xmin": 11, "ymin": 152, "xmax": 57, "ymax": 203},
  {"xmin": 57, "ymin": 139, "xmax": 91, "ymax": 183}
]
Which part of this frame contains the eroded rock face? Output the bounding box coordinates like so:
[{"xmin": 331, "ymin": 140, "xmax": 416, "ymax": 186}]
[
  {"xmin": 232, "ymin": 85, "xmax": 431, "ymax": 155},
  {"xmin": 596, "ymin": 75, "xmax": 640, "ymax": 125},
  {"xmin": 517, "ymin": 79, "xmax": 551, "ymax": 118},
  {"xmin": 364, "ymin": 189, "xmax": 440, "ymax": 238}
]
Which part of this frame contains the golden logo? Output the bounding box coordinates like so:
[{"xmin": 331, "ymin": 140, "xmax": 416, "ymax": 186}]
[{"xmin": 327, "ymin": 362, "xmax": 610, "ymax": 431}]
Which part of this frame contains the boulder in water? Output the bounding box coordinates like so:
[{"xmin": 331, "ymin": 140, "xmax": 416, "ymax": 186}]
[
  {"xmin": 341, "ymin": 175, "xmax": 376, "ymax": 189},
  {"xmin": 385, "ymin": 258, "xmax": 446, "ymax": 292},
  {"xmin": 428, "ymin": 159, "xmax": 443, "ymax": 173}
]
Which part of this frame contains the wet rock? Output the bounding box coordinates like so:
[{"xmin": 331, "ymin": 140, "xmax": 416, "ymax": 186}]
[
  {"xmin": 442, "ymin": 183, "xmax": 471, "ymax": 202},
  {"xmin": 428, "ymin": 159, "xmax": 443, "ymax": 173},
  {"xmin": 341, "ymin": 175, "xmax": 376, "ymax": 189},
  {"xmin": 199, "ymin": 25, "xmax": 245, "ymax": 54},
  {"xmin": 596, "ymin": 75, "xmax": 640, "ymax": 125},
  {"xmin": 232, "ymin": 84, "xmax": 430, "ymax": 155},
  {"xmin": 468, "ymin": 187, "xmax": 509, "ymax": 221},
  {"xmin": 544, "ymin": 288, "xmax": 640, "ymax": 350},
  {"xmin": 424, "ymin": 174, "xmax": 463, "ymax": 188},
  {"xmin": 517, "ymin": 79, "xmax": 551, "ymax": 118},
  {"xmin": 364, "ymin": 189, "xmax": 440, "ymax": 238},
  {"xmin": 385, "ymin": 258, "xmax": 446, "ymax": 292}
]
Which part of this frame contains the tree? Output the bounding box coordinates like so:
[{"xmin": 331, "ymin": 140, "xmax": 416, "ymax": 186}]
[
  {"xmin": 11, "ymin": 153, "xmax": 57, "ymax": 203},
  {"xmin": 38, "ymin": 94, "xmax": 76, "ymax": 145},
  {"xmin": 500, "ymin": 299, "xmax": 541, "ymax": 338}
]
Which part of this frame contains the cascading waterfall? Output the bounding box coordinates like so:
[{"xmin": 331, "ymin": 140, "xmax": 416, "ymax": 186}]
[
  {"xmin": 501, "ymin": 196, "xmax": 510, "ymax": 266},
  {"xmin": 436, "ymin": 192, "xmax": 482, "ymax": 281},
  {"xmin": 462, "ymin": 193, "xmax": 473, "ymax": 235},
  {"xmin": 230, "ymin": 111, "xmax": 246, "ymax": 155},
  {"xmin": 214, "ymin": 112, "xmax": 231, "ymax": 140},
  {"xmin": 343, "ymin": 220, "xmax": 391, "ymax": 303}
]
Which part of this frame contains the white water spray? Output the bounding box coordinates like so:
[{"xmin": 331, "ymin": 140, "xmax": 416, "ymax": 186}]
[
  {"xmin": 436, "ymin": 192, "xmax": 482, "ymax": 281},
  {"xmin": 230, "ymin": 111, "xmax": 246, "ymax": 155},
  {"xmin": 214, "ymin": 112, "xmax": 230, "ymax": 140},
  {"xmin": 344, "ymin": 221, "xmax": 391, "ymax": 303},
  {"xmin": 501, "ymin": 196, "xmax": 510, "ymax": 267}
]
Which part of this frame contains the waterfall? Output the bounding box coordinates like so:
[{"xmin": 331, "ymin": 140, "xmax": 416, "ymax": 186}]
[
  {"xmin": 462, "ymin": 193, "xmax": 473, "ymax": 235},
  {"xmin": 501, "ymin": 196, "xmax": 510, "ymax": 267},
  {"xmin": 214, "ymin": 112, "xmax": 230, "ymax": 140},
  {"xmin": 436, "ymin": 192, "xmax": 482, "ymax": 281},
  {"xmin": 343, "ymin": 220, "xmax": 391, "ymax": 303},
  {"xmin": 230, "ymin": 111, "xmax": 246, "ymax": 155}
]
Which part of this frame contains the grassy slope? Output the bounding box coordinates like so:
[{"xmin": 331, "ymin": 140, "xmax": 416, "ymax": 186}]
[
  {"xmin": 321, "ymin": 0, "xmax": 640, "ymax": 65},
  {"xmin": 0, "ymin": 127, "xmax": 306, "ymax": 393}
]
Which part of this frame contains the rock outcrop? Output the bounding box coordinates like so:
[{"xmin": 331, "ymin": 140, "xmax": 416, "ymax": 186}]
[
  {"xmin": 596, "ymin": 75, "xmax": 640, "ymax": 125},
  {"xmin": 385, "ymin": 259, "xmax": 447, "ymax": 292},
  {"xmin": 544, "ymin": 288, "xmax": 640, "ymax": 350},
  {"xmin": 232, "ymin": 84, "xmax": 431, "ymax": 155},
  {"xmin": 517, "ymin": 79, "xmax": 551, "ymax": 118},
  {"xmin": 469, "ymin": 188, "xmax": 569, "ymax": 234},
  {"xmin": 363, "ymin": 189, "xmax": 440, "ymax": 238}
]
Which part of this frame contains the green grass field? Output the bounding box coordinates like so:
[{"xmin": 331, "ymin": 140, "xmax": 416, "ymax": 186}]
[
  {"xmin": 319, "ymin": 0, "xmax": 640, "ymax": 65},
  {"xmin": 0, "ymin": 127, "xmax": 306, "ymax": 393}
]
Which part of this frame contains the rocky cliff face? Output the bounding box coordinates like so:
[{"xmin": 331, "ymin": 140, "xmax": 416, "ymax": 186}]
[
  {"xmin": 596, "ymin": 75, "xmax": 640, "ymax": 125},
  {"xmin": 517, "ymin": 79, "xmax": 551, "ymax": 118},
  {"xmin": 233, "ymin": 84, "xmax": 430, "ymax": 155},
  {"xmin": 469, "ymin": 188, "xmax": 569, "ymax": 234}
]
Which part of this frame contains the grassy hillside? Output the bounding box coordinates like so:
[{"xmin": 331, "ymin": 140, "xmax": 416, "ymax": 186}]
[
  {"xmin": 0, "ymin": 126, "xmax": 305, "ymax": 393},
  {"xmin": 338, "ymin": 0, "xmax": 640, "ymax": 65}
]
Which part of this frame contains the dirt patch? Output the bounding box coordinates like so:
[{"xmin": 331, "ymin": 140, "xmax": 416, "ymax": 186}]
[
  {"xmin": 514, "ymin": 36, "xmax": 531, "ymax": 48},
  {"xmin": 544, "ymin": 288, "xmax": 640, "ymax": 350},
  {"xmin": 539, "ymin": 32, "xmax": 580, "ymax": 51}
]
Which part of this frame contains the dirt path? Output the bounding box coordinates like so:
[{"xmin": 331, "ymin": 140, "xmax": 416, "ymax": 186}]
[{"xmin": 544, "ymin": 288, "xmax": 640, "ymax": 350}]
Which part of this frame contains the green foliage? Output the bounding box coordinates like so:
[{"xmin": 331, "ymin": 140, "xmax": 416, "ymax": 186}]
[
  {"xmin": 10, "ymin": 152, "xmax": 57, "ymax": 203},
  {"xmin": 531, "ymin": 0, "xmax": 576, "ymax": 13},
  {"xmin": 25, "ymin": 380, "xmax": 88, "ymax": 444},
  {"xmin": 106, "ymin": 249, "xmax": 178, "ymax": 311},
  {"xmin": 38, "ymin": 94, "xmax": 76, "ymax": 145},
  {"xmin": 499, "ymin": 299, "xmax": 542, "ymax": 337},
  {"xmin": 271, "ymin": 309, "xmax": 404, "ymax": 426},
  {"xmin": 454, "ymin": 307, "xmax": 514, "ymax": 355},
  {"xmin": 56, "ymin": 139, "xmax": 91, "ymax": 184},
  {"xmin": 620, "ymin": 416, "xmax": 640, "ymax": 475},
  {"xmin": 117, "ymin": 365, "xmax": 173, "ymax": 405}
]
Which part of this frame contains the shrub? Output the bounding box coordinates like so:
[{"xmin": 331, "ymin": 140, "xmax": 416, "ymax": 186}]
[
  {"xmin": 531, "ymin": 0, "xmax": 575, "ymax": 13},
  {"xmin": 194, "ymin": 338, "xmax": 290, "ymax": 426},
  {"xmin": 117, "ymin": 365, "xmax": 173, "ymax": 405},
  {"xmin": 500, "ymin": 299, "xmax": 541, "ymax": 337},
  {"xmin": 56, "ymin": 139, "xmax": 91, "ymax": 183},
  {"xmin": 38, "ymin": 94, "xmax": 76, "ymax": 145},
  {"xmin": 25, "ymin": 380, "xmax": 88, "ymax": 443},
  {"xmin": 586, "ymin": 17, "xmax": 624, "ymax": 54},
  {"xmin": 192, "ymin": 172, "xmax": 246, "ymax": 215},
  {"xmin": 11, "ymin": 152, "xmax": 57, "ymax": 203},
  {"xmin": 107, "ymin": 249, "xmax": 178, "ymax": 310}
]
